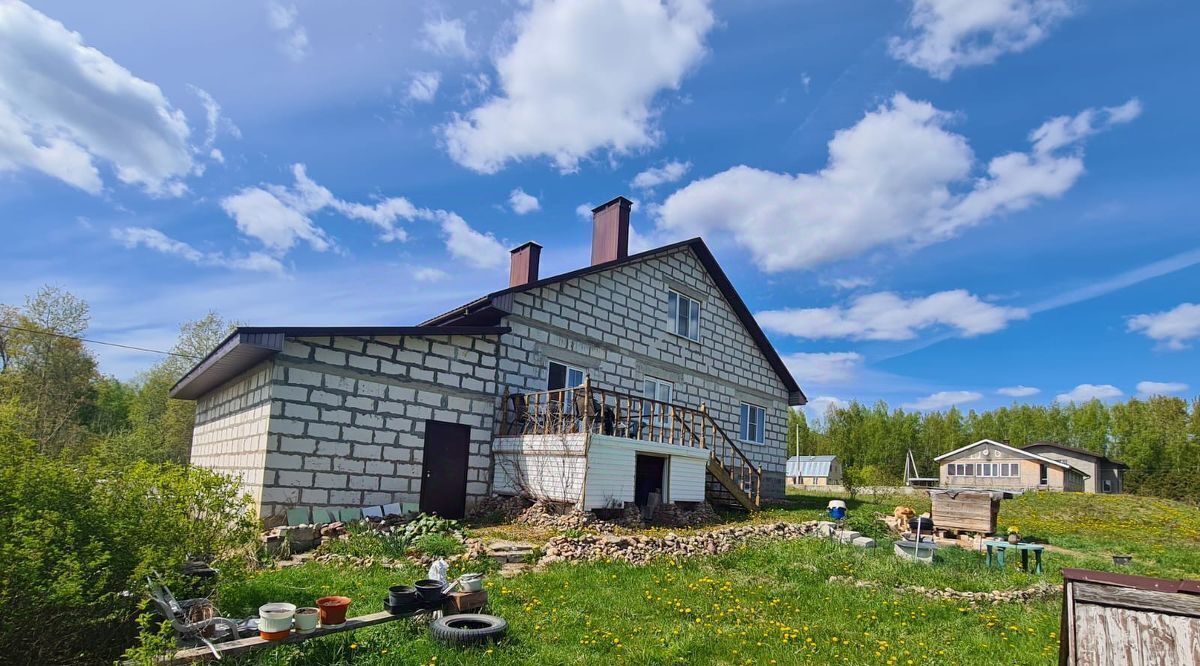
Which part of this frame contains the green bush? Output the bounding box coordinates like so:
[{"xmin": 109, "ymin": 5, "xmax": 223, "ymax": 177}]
[
  {"xmin": 0, "ymin": 402, "xmax": 257, "ymax": 664},
  {"xmin": 413, "ymin": 533, "xmax": 465, "ymax": 558}
]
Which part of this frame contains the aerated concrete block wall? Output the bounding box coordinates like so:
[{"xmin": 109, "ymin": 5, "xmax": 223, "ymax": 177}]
[
  {"xmin": 497, "ymin": 246, "xmax": 791, "ymax": 499},
  {"xmin": 191, "ymin": 361, "xmax": 274, "ymax": 509},
  {"xmin": 254, "ymin": 334, "xmax": 499, "ymax": 520}
]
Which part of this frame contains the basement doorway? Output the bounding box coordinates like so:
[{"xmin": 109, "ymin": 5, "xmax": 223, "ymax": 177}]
[{"xmin": 634, "ymin": 454, "xmax": 668, "ymax": 511}]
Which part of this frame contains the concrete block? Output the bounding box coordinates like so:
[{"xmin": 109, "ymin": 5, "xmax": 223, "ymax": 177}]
[
  {"xmin": 313, "ymin": 473, "xmax": 348, "ymax": 489},
  {"xmin": 349, "ymin": 475, "xmax": 379, "ymax": 490},
  {"xmin": 314, "ymin": 348, "xmax": 346, "ymax": 366},
  {"xmin": 353, "ymin": 444, "xmax": 382, "ymax": 459},
  {"xmin": 277, "ymin": 471, "xmax": 313, "ymax": 487},
  {"xmin": 333, "ymin": 458, "xmax": 365, "ymax": 474},
  {"xmin": 284, "ymin": 403, "xmax": 319, "ymax": 420},
  {"xmin": 317, "ymin": 441, "xmax": 350, "ymax": 457},
  {"xmin": 852, "ymin": 536, "xmax": 876, "ymax": 549}
]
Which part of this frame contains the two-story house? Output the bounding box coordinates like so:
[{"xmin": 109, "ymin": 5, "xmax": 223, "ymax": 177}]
[{"xmin": 172, "ymin": 196, "xmax": 806, "ymax": 521}]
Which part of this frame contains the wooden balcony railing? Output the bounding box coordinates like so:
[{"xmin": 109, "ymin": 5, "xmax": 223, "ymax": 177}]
[{"xmin": 498, "ymin": 378, "xmax": 762, "ymax": 506}]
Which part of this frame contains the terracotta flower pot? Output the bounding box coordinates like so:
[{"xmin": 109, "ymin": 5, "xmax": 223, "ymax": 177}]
[{"xmin": 316, "ymin": 596, "xmax": 352, "ymax": 626}]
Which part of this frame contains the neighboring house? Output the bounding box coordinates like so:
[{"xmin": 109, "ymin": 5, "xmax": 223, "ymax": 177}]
[
  {"xmin": 173, "ymin": 196, "xmax": 806, "ymax": 521},
  {"xmin": 786, "ymin": 455, "xmax": 842, "ymax": 486},
  {"xmin": 935, "ymin": 439, "xmax": 1088, "ymax": 492},
  {"xmin": 1021, "ymin": 442, "xmax": 1126, "ymax": 494}
]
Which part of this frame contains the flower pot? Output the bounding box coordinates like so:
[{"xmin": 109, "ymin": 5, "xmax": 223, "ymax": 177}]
[
  {"xmin": 294, "ymin": 607, "xmax": 319, "ymax": 633},
  {"xmin": 415, "ymin": 579, "xmax": 444, "ymax": 602},
  {"xmin": 459, "ymin": 573, "xmax": 484, "ymax": 593},
  {"xmin": 258, "ymin": 603, "xmax": 296, "ymax": 639},
  {"xmin": 388, "ymin": 585, "xmax": 418, "ymax": 606},
  {"xmin": 316, "ymin": 596, "xmax": 352, "ymax": 626},
  {"xmin": 1007, "ymin": 533, "xmax": 1020, "ymax": 544}
]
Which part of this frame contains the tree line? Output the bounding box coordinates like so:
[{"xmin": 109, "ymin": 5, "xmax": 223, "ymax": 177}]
[{"xmin": 787, "ymin": 396, "xmax": 1200, "ymax": 503}]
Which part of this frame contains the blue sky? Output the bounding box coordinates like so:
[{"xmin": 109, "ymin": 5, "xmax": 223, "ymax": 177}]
[{"xmin": 1, "ymin": 0, "xmax": 1197, "ymax": 416}]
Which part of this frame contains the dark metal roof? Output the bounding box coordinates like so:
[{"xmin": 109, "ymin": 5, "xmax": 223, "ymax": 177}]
[
  {"xmin": 421, "ymin": 237, "xmax": 807, "ymax": 406},
  {"xmin": 1062, "ymin": 568, "xmax": 1200, "ymax": 595},
  {"xmin": 170, "ymin": 325, "xmax": 509, "ymax": 400},
  {"xmin": 1022, "ymin": 441, "xmax": 1128, "ymax": 468}
]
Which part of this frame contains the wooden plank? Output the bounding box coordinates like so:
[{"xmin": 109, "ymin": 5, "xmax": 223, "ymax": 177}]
[
  {"xmin": 160, "ymin": 610, "xmax": 424, "ymax": 664},
  {"xmin": 1073, "ymin": 602, "xmax": 1200, "ymax": 666},
  {"xmin": 1073, "ymin": 582, "xmax": 1200, "ymax": 618}
]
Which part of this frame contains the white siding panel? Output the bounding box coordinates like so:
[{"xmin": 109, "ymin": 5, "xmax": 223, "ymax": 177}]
[
  {"xmin": 668, "ymin": 455, "xmax": 706, "ymax": 503},
  {"xmin": 493, "ymin": 434, "xmax": 588, "ymax": 505},
  {"xmin": 583, "ymin": 439, "xmax": 636, "ymax": 509}
]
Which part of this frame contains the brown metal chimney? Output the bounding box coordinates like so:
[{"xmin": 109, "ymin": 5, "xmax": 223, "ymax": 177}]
[
  {"xmin": 590, "ymin": 196, "xmax": 632, "ymax": 265},
  {"xmin": 509, "ymin": 241, "xmax": 542, "ymax": 287}
]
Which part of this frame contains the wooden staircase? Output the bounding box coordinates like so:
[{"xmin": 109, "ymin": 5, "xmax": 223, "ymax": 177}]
[{"xmin": 694, "ymin": 409, "xmax": 761, "ymax": 511}]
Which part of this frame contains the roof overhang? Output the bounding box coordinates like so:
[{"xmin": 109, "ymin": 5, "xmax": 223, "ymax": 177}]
[
  {"xmin": 170, "ymin": 325, "xmax": 510, "ymax": 400},
  {"xmin": 934, "ymin": 438, "xmax": 1071, "ymax": 469}
]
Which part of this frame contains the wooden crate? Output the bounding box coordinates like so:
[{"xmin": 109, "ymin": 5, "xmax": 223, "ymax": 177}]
[
  {"xmin": 930, "ymin": 490, "xmax": 999, "ymax": 534},
  {"xmin": 1061, "ymin": 568, "xmax": 1200, "ymax": 665}
]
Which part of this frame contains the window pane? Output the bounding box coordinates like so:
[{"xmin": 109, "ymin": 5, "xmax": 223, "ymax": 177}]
[
  {"xmin": 677, "ymin": 298, "xmax": 689, "ymax": 336},
  {"xmin": 567, "ymin": 368, "xmax": 584, "ymax": 388},
  {"xmin": 740, "ymin": 404, "xmax": 749, "ymax": 441},
  {"xmin": 688, "ymin": 301, "xmax": 700, "ymax": 340},
  {"xmin": 548, "ymin": 362, "xmax": 566, "ymax": 390},
  {"xmin": 756, "ymin": 407, "xmax": 765, "ymax": 443},
  {"xmin": 668, "ymin": 292, "xmax": 678, "ymax": 330},
  {"xmin": 660, "ymin": 382, "xmax": 672, "ymax": 403},
  {"xmin": 965, "ymin": 464, "xmax": 974, "ymax": 476}
]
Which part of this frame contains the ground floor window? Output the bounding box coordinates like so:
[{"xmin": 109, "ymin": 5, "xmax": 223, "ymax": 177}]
[{"xmin": 739, "ymin": 402, "xmax": 765, "ymax": 444}]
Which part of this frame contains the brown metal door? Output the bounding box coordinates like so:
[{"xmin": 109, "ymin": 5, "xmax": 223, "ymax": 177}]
[{"xmin": 419, "ymin": 420, "xmax": 470, "ymax": 518}]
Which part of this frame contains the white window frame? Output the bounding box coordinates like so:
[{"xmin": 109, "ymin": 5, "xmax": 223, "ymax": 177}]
[
  {"xmin": 546, "ymin": 360, "xmax": 585, "ymax": 391},
  {"xmin": 739, "ymin": 402, "xmax": 766, "ymax": 445},
  {"xmin": 667, "ymin": 289, "xmax": 701, "ymax": 342},
  {"xmin": 642, "ymin": 377, "xmax": 674, "ymax": 425}
]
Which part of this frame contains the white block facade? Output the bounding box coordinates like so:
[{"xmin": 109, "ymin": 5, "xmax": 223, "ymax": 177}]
[{"xmin": 191, "ymin": 362, "xmax": 274, "ymax": 508}]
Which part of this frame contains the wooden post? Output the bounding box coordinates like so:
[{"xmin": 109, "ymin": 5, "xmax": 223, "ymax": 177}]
[
  {"xmin": 581, "ymin": 375, "xmax": 592, "ymax": 434},
  {"xmin": 500, "ymin": 387, "xmax": 510, "ymax": 436}
]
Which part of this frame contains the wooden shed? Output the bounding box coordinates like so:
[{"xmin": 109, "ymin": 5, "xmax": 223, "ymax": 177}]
[
  {"xmin": 1060, "ymin": 568, "xmax": 1200, "ymax": 665},
  {"xmin": 929, "ymin": 489, "xmax": 1000, "ymax": 534}
]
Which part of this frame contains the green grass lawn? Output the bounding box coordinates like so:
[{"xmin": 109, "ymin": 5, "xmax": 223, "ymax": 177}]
[{"xmin": 211, "ymin": 491, "xmax": 1200, "ymax": 666}]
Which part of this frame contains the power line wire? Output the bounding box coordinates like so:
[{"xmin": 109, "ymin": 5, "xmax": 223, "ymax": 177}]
[{"xmin": 0, "ymin": 324, "xmax": 201, "ymax": 359}]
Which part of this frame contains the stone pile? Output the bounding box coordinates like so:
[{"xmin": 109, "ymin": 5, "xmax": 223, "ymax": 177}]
[
  {"xmin": 468, "ymin": 495, "xmax": 533, "ymax": 523},
  {"xmin": 649, "ymin": 502, "xmax": 721, "ymax": 528},
  {"xmin": 827, "ymin": 576, "xmax": 1059, "ymax": 603},
  {"xmin": 539, "ymin": 521, "xmax": 820, "ymax": 566}
]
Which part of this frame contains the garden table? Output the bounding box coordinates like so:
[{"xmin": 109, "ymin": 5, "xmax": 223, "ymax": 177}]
[{"xmin": 982, "ymin": 539, "xmax": 1045, "ymax": 574}]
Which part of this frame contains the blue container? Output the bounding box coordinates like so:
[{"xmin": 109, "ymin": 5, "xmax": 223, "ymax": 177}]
[{"xmin": 829, "ymin": 506, "xmax": 846, "ymax": 520}]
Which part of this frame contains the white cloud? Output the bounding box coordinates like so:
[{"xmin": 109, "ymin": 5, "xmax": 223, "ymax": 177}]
[
  {"xmin": 1136, "ymin": 381, "xmax": 1189, "ymax": 397},
  {"xmin": 111, "ymin": 227, "xmax": 284, "ymax": 274},
  {"xmin": 997, "ymin": 385, "xmax": 1040, "ymax": 397},
  {"xmin": 459, "ymin": 72, "xmax": 491, "ymax": 105},
  {"xmin": 1055, "ymin": 384, "xmax": 1123, "ymax": 404},
  {"xmin": 800, "ymin": 395, "xmax": 848, "ymax": 421},
  {"xmin": 420, "ymin": 17, "xmax": 471, "ymax": 58},
  {"xmin": 433, "ymin": 211, "xmax": 507, "ymax": 269},
  {"xmin": 440, "ymin": 0, "xmax": 715, "ymax": 173},
  {"xmin": 632, "ymin": 160, "xmax": 691, "ymax": 190},
  {"xmin": 822, "ymin": 276, "xmax": 874, "ymax": 290},
  {"xmin": 267, "ymin": 2, "xmax": 309, "ymax": 62},
  {"xmin": 656, "ymin": 94, "xmax": 1139, "ymax": 272},
  {"xmin": 575, "ymin": 202, "xmax": 595, "ymax": 220},
  {"xmin": 759, "ymin": 289, "xmax": 1027, "ymax": 341},
  {"xmin": 189, "ymin": 85, "xmax": 240, "ymax": 153},
  {"xmin": 889, "ymin": 0, "xmax": 1075, "ymax": 79},
  {"xmin": 508, "ymin": 188, "xmax": 541, "ymax": 215},
  {"xmin": 221, "ymin": 187, "xmax": 333, "ymax": 255},
  {"xmin": 408, "ymin": 71, "xmax": 441, "ymax": 103},
  {"xmin": 1127, "ymin": 302, "xmax": 1200, "ymax": 351},
  {"xmin": 0, "ymin": 1, "xmax": 193, "ymax": 195},
  {"xmin": 413, "ymin": 267, "xmax": 449, "ymax": 283},
  {"xmin": 782, "ymin": 352, "xmax": 863, "ymax": 384},
  {"xmin": 903, "ymin": 390, "xmax": 983, "ymax": 410}
]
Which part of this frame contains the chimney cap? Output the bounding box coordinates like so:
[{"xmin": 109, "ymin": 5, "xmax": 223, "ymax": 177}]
[
  {"xmin": 509, "ymin": 240, "xmax": 544, "ymax": 253},
  {"xmin": 591, "ymin": 196, "xmax": 633, "ymax": 214}
]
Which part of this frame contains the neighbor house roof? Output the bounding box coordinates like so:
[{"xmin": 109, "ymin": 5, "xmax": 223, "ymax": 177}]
[
  {"xmin": 421, "ymin": 237, "xmax": 807, "ymax": 406},
  {"xmin": 786, "ymin": 455, "xmax": 837, "ymax": 477},
  {"xmin": 933, "ymin": 438, "xmax": 1073, "ymax": 469},
  {"xmin": 1022, "ymin": 441, "xmax": 1128, "ymax": 469},
  {"xmin": 170, "ymin": 325, "xmax": 510, "ymax": 400}
]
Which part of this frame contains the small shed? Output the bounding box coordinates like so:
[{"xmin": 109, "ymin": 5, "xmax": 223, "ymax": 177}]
[
  {"xmin": 929, "ymin": 489, "xmax": 1000, "ymax": 534},
  {"xmin": 786, "ymin": 455, "xmax": 842, "ymax": 487},
  {"xmin": 1060, "ymin": 568, "xmax": 1200, "ymax": 665}
]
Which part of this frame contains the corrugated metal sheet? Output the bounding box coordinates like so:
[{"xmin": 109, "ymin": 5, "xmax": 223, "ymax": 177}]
[{"xmin": 787, "ymin": 455, "xmax": 837, "ymax": 478}]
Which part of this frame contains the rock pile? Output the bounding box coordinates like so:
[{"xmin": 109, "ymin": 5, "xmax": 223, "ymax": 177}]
[
  {"xmin": 468, "ymin": 495, "xmax": 533, "ymax": 523},
  {"xmin": 826, "ymin": 576, "xmax": 1059, "ymax": 603},
  {"xmin": 649, "ymin": 502, "xmax": 721, "ymax": 528},
  {"xmin": 539, "ymin": 521, "xmax": 820, "ymax": 566}
]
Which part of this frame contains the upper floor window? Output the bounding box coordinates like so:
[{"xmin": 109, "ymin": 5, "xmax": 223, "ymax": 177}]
[
  {"xmin": 739, "ymin": 402, "xmax": 765, "ymax": 444},
  {"xmin": 668, "ymin": 290, "xmax": 701, "ymax": 341},
  {"xmin": 547, "ymin": 361, "xmax": 584, "ymax": 391}
]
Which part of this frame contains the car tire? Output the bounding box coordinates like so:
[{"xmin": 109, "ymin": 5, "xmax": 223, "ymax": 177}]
[{"xmin": 429, "ymin": 613, "xmax": 508, "ymax": 645}]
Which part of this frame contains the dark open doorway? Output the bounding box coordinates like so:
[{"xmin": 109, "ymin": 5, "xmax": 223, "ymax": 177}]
[
  {"xmin": 634, "ymin": 454, "xmax": 667, "ymax": 508},
  {"xmin": 419, "ymin": 420, "xmax": 470, "ymax": 519}
]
